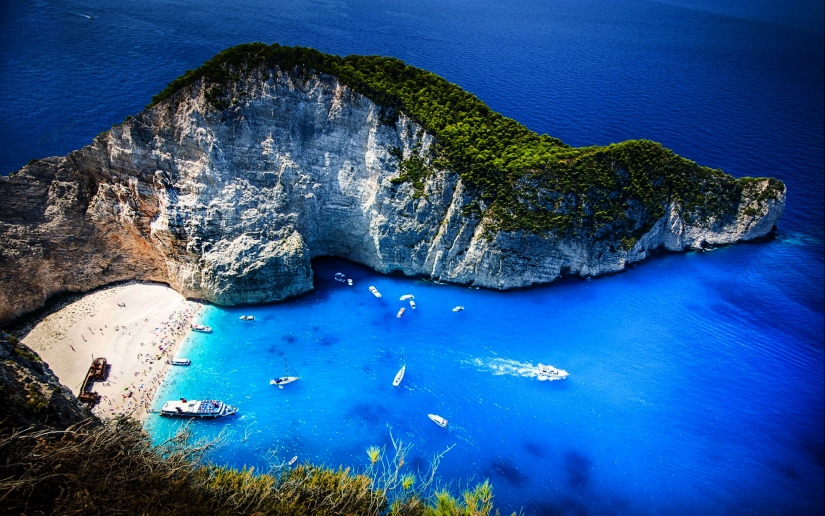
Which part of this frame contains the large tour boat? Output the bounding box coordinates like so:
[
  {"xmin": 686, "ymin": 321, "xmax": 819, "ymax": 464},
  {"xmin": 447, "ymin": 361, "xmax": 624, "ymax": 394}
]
[{"xmin": 159, "ymin": 398, "xmax": 238, "ymax": 418}]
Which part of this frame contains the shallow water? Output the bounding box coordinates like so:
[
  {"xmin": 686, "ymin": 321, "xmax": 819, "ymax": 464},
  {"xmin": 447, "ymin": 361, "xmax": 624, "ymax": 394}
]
[{"xmin": 2, "ymin": 0, "xmax": 823, "ymax": 513}]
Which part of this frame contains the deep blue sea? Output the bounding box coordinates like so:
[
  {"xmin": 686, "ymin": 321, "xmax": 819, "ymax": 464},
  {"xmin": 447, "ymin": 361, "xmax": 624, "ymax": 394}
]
[{"xmin": 2, "ymin": 1, "xmax": 822, "ymax": 514}]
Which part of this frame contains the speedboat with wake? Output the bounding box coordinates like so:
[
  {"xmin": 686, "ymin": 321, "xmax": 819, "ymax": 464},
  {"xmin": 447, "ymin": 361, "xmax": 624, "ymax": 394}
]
[{"xmin": 536, "ymin": 363, "xmax": 569, "ymax": 380}]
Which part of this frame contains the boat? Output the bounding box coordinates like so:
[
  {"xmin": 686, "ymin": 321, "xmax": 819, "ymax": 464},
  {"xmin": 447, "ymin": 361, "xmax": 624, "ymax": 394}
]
[
  {"xmin": 536, "ymin": 363, "xmax": 569, "ymax": 381},
  {"xmin": 288, "ymin": 456, "xmax": 298, "ymax": 466},
  {"xmin": 170, "ymin": 358, "xmax": 191, "ymax": 366},
  {"xmin": 270, "ymin": 357, "xmax": 300, "ymax": 388},
  {"xmin": 409, "ymin": 300, "xmax": 416, "ymax": 309},
  {"xmin": 159, "ymin": 398, "xmax": 238, "ymax": 418},
  {"xmin": 369, "ymin": 286, "xmax": 382, "ymax": 298},
  {"xmin": 397, "ymin": 307, "xmax": 405, "ymax": 318},
  {"xmin": 191, "ymin": 324, "xmax": 212, "ymax": 333},
  {"xmin": 400, "ymin": 294, "xmax": 414, "ymax": 301},
  {"xmin": 334, "ymin": 272, "xmax": 347, "ymax": 282},
  {"xmin": 393, "ymin": 349, "xmax": 406, "ymax": 387},
  {"xmin": 428, "ymin": 414, "xmax": 448, "ymax": 428},
  {"xmin": 347, "ymin": 278, "xmax": 353, "ymax": 286},
  {"xmin": 452, "ymin": 306, "xmax": 464, "ymax": 312},
  {"xmin": 239, "ymin": 315, "xmax": 255, "ymax": 321}
]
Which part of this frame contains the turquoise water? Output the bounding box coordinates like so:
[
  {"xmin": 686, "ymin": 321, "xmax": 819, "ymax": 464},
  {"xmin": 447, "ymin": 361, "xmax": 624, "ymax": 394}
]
[
  {"xmin": 146, "ymin": 246, "xmax": 823, "ymax": 514},
  {"xmin": 3, "ymin": 0, "xmax": 822, "ymax": 512}
]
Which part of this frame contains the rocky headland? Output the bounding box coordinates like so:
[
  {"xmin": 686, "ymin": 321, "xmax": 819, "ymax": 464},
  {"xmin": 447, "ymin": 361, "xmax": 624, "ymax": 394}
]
[{"xmin": 0, "ymin": 44, "xmax": 785, "ymax": 326}]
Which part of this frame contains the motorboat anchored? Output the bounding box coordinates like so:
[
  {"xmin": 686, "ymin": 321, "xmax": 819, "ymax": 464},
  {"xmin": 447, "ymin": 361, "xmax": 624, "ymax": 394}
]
[
  {"xmin": 270, "ymin": 357, "xmax": 300, "ymax": 388},
  {"xmin": 428, "ymin": 413, "xmax": 448, "ymax": 428},
  {"xmin": 536, "ymin": 363, "xmax": 569, "ymax": 381},
  {"xmin": 170, "ymin": 358, "xmax": 191, "ymax": 366},
  {"xmin": 400, "ymin": 294, "xmax": 414, "ymax": 301},
  {"xmin": 191, "ymin": 324, "xmax": 212, "ymax": 333},
  {"xmin": 160, "ymin": 398, "xmax": 238, "ymax": 418},
  {"xmin": 409, "ymin": 300, "xmax": 416, "ymax": 309},
  {"xmin": 240, "ymin": 315, "xmax": 255, "ymax": 321},
  {"xmin": 397, "ymin": 307, "xmax": 405, "ymax": 318},
  {"xmin": 369, "ymin": 286, "xmax": 382, "ymax": 298},
  {"xmin": 452, "ymin": 306, "xmax": 464, "ymax": 312}
]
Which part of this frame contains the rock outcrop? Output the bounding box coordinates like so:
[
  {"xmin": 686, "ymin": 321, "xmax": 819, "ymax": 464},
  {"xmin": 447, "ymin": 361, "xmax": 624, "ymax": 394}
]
[
  {"xmin": 0, "ymin": 334, "xmax": 90, "ymax": 430},
  {"xmin": 0, "ymin": 55, "xmax": 785, "ymax": 326}
]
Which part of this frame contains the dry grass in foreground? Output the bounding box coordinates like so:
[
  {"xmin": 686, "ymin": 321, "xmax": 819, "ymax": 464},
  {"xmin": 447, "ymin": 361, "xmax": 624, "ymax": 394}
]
[{"xmin": 0, "ymin": 417, "xmax": 506, "ymax": 516}]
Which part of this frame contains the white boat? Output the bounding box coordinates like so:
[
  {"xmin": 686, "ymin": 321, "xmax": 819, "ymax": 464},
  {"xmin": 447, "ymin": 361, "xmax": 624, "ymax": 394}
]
[
  {"xmin": 159, "ymin": 398, "xmax": 237, "ymax": 418},
  {"xmin": 270, "ymin": 357, "xmax": 300, "ymax": 388},
  {"xmin": 347, "ymin": 278, "xmax": 353, "ymax": 286},
  {"xmin": 397, "ymin": 307, "xmax": 405, "ymax": 318},
  {"xmin": 239, "ymin": 315, "xmax": 255, "ymax": 321},
  {"xmin": 452, "ymin": 306, "xmax": 464, "ymax": 312},
  {"xmin": 288, "ymin": 456, "xmax": 298, "ymax": 466},
  {"xmin": 536, "ymin": 363, "xmax": 569, "ymax": 381},
  {"xmin": 409, "ymin": 300, "xmax": 416, "ymax": 309},
  {"xmin": 428, "ymin": 413, "xmax": 448, "ymax": 428},
  {"xmin": 334, "ymin": 272, "xmax": 347, "ymax": 282},
  {"xmin": 393, "ymin": 364, "xmax": 406, "ymax": 387},
  {"xmin": 191, "ymin": 324, "xmax": 212, "ymax": 333},
  {"xmin": 170, "ymin": 358, "xmax": 191, "ymax": 366},
  {"xmin": 400, "ymin": 294, "xmax": 414, "ymax": 301},
  {"xmin": 369, "ymin": 286, "xmax": 382, "ymax": 298}
]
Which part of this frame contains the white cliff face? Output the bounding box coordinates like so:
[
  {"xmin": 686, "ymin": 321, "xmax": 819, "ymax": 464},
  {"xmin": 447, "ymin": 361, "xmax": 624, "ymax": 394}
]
[{"xmin": 0, "ymin": 66, "xmax": 785, "ymax": 324}]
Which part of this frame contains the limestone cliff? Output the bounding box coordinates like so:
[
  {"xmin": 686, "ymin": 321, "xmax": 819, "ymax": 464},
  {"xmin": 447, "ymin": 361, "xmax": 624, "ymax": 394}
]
[{"xmin": 0, "ymin": 45, "xmax": 785, "ymax": 325}]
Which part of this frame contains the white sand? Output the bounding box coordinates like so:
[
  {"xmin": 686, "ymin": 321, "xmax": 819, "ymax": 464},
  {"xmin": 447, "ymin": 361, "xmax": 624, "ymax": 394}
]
[{"xmin": 22, "ymin": 283, "xmax": 206, "ymax": 421}]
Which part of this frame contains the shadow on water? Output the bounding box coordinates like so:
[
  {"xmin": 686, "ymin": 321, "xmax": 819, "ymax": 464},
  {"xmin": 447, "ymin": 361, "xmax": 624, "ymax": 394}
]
[
  {"xmin": 522, "ymin": 440, "xmax": 548, "ymax": 459},
  {"xmin": 487, "ymin": 459, "xmax": 530, "ymax": 487},
  {"xmin": 318, "ymin": 334, "xmax": 339, "ymax": 347},
  {"xmin": 564, "ymin": 451, "xmax": 592, "ymax": 489},
  {"xmin": 348, "ymin": 402, "xmax": 392, "ymax": 426}
]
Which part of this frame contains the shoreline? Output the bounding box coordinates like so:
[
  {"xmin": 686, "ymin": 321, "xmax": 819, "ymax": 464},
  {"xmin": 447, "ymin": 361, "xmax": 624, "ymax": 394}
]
[{"xmin": 21, "ymin": 283, "xmax": 208, "ymax": 421}]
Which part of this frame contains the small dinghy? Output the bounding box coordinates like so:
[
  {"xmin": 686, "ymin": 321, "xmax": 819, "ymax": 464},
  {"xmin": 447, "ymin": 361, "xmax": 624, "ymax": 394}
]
[
  {"xmin": 397, "ymin": 307, "xmax": 405, "ymax": 318},
  {"xmin": 369, "ymin": 286, "xmax": 382, "ymax": 298},
  {"xmin": 409, "ymin": 300, "xmax": 416, "ymax": 309},
  {"xmin": 452, "ymin": 306, "xmax": 464, "ymax": 312},
  {"xmin": 428, "ymin": 413, "xmax": 448, "ymax": 428},
  {"xmin": 347, "ymin": 278, "xmax": 353, "ymax": 286}
]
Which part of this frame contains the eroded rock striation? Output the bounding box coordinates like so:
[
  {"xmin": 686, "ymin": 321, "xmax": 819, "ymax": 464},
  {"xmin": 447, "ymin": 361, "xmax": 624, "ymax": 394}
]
[{"xmin": 0, "ymin": 44, "xmax": 785, "ymax": 325}]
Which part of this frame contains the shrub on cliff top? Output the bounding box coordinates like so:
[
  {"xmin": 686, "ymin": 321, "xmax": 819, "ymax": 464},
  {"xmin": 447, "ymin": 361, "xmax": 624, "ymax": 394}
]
[
  {"xmin": 0, "ymin": 417, "xmax": 508, "ymax": 515},
  {"xmin": 148, "ymin": 43, "xmax": 783, "ymax": 238}
]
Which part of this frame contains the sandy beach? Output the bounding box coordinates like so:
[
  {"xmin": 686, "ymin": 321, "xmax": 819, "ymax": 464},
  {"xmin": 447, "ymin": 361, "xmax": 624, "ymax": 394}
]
[{"xmin": 21, "ymin": 283, "xmax": 206, "ymax": 421}]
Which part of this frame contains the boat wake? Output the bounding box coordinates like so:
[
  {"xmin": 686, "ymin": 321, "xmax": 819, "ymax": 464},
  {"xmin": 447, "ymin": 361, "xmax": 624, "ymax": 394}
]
[{"xmin": 469, "ymin": 357, "xmax": 567, "ymax": 381}]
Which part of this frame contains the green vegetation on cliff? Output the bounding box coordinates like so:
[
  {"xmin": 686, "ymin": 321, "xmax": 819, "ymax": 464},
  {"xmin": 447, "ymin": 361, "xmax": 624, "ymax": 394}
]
[{"xmin": 149, "ymin": 43, "xmax": 783, "ymax": 240}]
